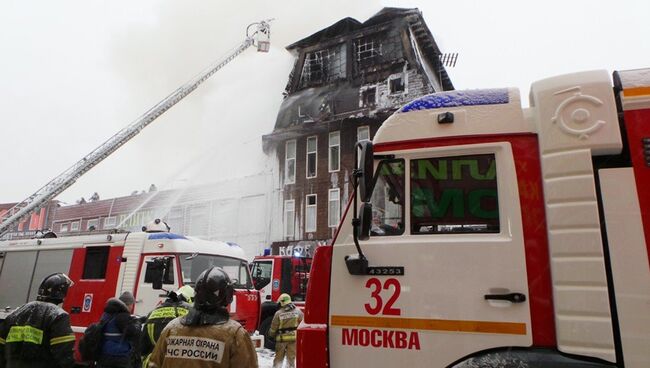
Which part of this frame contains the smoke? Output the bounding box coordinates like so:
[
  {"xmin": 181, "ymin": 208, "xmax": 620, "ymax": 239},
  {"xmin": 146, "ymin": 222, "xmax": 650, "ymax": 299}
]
[{"xmin": 97, "ymin": 0, "xmax": 382, "ymax": 196}]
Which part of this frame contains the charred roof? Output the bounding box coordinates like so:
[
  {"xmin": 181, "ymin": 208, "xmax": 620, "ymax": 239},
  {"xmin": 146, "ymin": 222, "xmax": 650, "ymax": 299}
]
[
  {"xmin": 263, "ymin": 7, "xmax": 454, "ymax": 148},
  {"xmin": 287, "ymin": 8, "xmax": 424, "ymax": 50}
]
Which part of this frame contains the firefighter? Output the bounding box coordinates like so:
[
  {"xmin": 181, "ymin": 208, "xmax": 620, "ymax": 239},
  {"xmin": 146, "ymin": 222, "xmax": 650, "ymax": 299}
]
[
  {"xmin": 0, "ymin": 273, "xmax": 76, "ymax": 368},
  {"xmin": 147, "ymin": 267, "xmax": 257, "ymax": 368},
  {"xmin": 140, "ymin": 286, "xmax": 194, "ymax": 367},
  {"xmin": 269, "ymin": 293, "xmax": 303, "ymax": 368}
]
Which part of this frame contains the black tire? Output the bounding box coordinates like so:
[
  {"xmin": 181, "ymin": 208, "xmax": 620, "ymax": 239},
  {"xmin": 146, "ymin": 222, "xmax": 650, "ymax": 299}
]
[{"xmin": 258, "ymin": 316, "xmax": 276, "ymax": 350}]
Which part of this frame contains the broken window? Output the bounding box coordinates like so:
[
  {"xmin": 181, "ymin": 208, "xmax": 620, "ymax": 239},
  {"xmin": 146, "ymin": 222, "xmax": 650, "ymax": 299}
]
[
  {"xmin": 299, "ymin": 44, "xmax": 346, "ymax": 88},
  {"xmin": 356, "ymin": 38, "xmax": 382, "ymax": 62},
  {"xmin": 390, "ymin": 77, "xmax": 405, "ymax": 94},
  {"xmin": 361, "ymin": 87, "xmax": 376, "ymax": 107},
  {"xmin": 354, "ymin": 31, "xmax": 402, "ymax": 74}
]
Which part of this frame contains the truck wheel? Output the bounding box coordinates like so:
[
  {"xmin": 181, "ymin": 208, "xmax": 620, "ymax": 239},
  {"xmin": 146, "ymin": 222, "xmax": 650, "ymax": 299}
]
[{"xmin": 259, "ymin": 316, "xmax": 276, "ymax": 350}]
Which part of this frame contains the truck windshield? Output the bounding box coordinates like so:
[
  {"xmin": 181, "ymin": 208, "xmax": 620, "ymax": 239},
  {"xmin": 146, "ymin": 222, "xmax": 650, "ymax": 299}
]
[
  {"xmin": 250, "ymin": 260, "xmax": 272, "ymax": 290},
  {"xmin": 179, "ymin": 254, "xmax": 252, "ymax": 289}
]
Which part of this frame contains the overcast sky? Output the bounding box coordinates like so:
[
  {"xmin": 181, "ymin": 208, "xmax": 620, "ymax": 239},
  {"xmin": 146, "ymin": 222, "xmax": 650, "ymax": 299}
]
[{"xmin": 1, "ymin": 0, "xmax": 648, "ymax": 204}]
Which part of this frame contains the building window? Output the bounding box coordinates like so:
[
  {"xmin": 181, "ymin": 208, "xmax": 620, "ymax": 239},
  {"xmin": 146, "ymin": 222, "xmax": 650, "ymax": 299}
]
[
  {"xmin": 70, "ymin": 221, "xmax": 80, "ymax": 232},
  {"xmin": 103, "ymin": 216, "xmax": 116, "ymax": 229},
  {"xmin": 389, "ymin": 76, "xmax": 405, "ymax": 94},
  {"xmin": 357, "ymin": 126, "xmax": 370, "ymax": 143},
  {"xmin": 305, "ymin": 195, "xmax": 317, "ymax": 233},
  {"xmin": 60, "ymin": 223, "xmax": 69, "ymax": 232},
  {"xmin": 285, "ymin": 140, "xmax": 296, "ymax": 184},
  {"xmin": 361, "ymin": 87, "xmax": 376, "ymax": 108},
  {"xmin": 284, "ymin": 200, "xmax": 295, "ymax": 238},
  {"xmin": 299, "ymin": 45, "xmax": 346, "ymax": 88},
  {"xmin": 87, "ymin": 219, "xmax": 99, "ymax": 231},
  {"xmin": 306, "ymin": 136, "xmax": 317, "ymax": 178},
  {"xmin": 329, "ymin": 189, "xmax": 340, "ymax": 228},
  {"xmin": 356, "ymin": 38, "xmax": 382, "ymax": 61},
  {"xmin": 329, "ymin": 131, "xmax": 340, "ymax": 172}
]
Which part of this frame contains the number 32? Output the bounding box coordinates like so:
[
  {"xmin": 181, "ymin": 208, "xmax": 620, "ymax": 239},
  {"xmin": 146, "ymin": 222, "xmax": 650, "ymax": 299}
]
[{"xmin": 364, "ymin": 277, "xmax": 401, "ymax": 316}]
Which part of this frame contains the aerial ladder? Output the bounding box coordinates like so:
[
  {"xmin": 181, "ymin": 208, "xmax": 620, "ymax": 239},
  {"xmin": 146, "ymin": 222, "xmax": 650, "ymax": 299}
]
[{"xmin": 0, "ymin": 20, "xmax": 271, "ymax": 237}]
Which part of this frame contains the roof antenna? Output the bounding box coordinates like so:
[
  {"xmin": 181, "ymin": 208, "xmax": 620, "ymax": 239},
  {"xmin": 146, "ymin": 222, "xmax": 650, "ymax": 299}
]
[{"xmin": 439, "ymin": 52, "xmax": 459, "ymax": 67}]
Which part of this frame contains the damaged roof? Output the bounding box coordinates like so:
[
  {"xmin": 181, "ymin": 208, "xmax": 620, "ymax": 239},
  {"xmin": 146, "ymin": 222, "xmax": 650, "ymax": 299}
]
[
  {"xmin": 264, "ymin": 7, "xmax": 454, "ymax": 147},
  {"xmin": 287, "ymin": 8, "xmax": 422, "ymax": 50}
]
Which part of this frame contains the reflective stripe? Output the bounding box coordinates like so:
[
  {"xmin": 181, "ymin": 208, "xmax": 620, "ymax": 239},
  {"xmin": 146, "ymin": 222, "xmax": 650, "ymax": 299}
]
[
  {"xmin": 6, "ymin": 325, "xmax": 44, "ymax": 344},
  {"xmin": 147, "ymin": 323, "xmax": 156, "ymax": 345},
  {"xmin": 50, "ymin": 334, "xmax": 76, "ymax": 345},
  {"xmin": 0, "ymin": 337, "xmax": 6, "ymax": 344},
  {"xmin": 7, "ymin": 326, "xmax": 43, "ymax": 344},
  {"xmin": 104, "ymin": 332, "xmax": 122, "ymax": 337},
  {"xmin": 623, "ymin": 86, "xmax": 650, "ymax": 97},
  {"xmin": 331, "ymin": 315, "xmax": 527, "ymax": 335},
  {"xmin": 149, "ymin": 307, "xmax": 188, "ymax": 319},
  {"xmin": 142, "ymin": 353, "xmax": 151, "ymax": 368},
  {"xmin": 276, "ymin": 333, "xmax": 297, "ymax": 342}
]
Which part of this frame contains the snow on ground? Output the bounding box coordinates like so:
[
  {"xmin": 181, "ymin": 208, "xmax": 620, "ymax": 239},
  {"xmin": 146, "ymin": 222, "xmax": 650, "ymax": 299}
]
[
  {"xmin": 257, "ymin": 348, "xmax": 295, "ymax": 368},
  {"xmin": 257, "ymin": 348, "xmax": 274, "ymax": 367}
]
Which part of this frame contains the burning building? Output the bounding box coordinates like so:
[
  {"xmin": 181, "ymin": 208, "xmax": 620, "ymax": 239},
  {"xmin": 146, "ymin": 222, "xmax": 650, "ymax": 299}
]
[{"xmin": 263, "ymin": 8, "xmax": 454, "ymax": 254}]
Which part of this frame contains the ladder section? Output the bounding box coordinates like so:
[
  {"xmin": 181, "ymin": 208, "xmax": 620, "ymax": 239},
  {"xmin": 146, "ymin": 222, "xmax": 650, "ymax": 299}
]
[{"xmin": 0, "ymin": 20, "xmax": 271, "ymax": 237}]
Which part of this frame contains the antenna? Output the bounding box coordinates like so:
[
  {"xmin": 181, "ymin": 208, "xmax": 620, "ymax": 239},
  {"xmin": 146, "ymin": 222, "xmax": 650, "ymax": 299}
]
[{"xmin": 439, "ymin": 53, "xmax": 459, "ymax": 68}]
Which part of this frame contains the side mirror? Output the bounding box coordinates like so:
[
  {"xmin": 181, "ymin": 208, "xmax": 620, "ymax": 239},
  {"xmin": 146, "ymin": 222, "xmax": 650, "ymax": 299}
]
[
  {"xmin": 357, "ymin": 141, "xmax": 374, "ymax": 202},
  {"xmin": 358, "ymin": 202, "xmax": 373, "ymax": 241},
  {"xmin": 147, "ymin": 258, "xmax": 168, "ymax": 290}
]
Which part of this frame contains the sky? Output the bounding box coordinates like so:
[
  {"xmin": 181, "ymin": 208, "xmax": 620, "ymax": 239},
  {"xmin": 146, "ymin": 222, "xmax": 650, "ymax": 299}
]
[{"xmin": 0, "ymin": 0, "xmax": 648, "ymax": 204}]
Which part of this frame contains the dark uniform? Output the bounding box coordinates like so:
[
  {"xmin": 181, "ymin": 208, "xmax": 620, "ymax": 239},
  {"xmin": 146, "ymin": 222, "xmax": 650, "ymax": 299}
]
[
  {"xmin": 96, "ymin": 297, "xmax": 141, "ymax": 368},
  {"xmin": 140, "ymin": 297, "xmax": 191, "ymax": 366},
  {"xmin": 147, "ymin": 267, "xmax": 257, "ymax": 368},
  {"xmin": 0, "ymin": 273, "xmax": 76, "ymax": 368}
]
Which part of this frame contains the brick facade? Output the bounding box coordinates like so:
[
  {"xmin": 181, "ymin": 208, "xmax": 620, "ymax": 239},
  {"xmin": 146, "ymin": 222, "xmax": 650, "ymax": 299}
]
[{"xmin": 264, "ymin": 8, "xmax": 453, "ymax": 252}]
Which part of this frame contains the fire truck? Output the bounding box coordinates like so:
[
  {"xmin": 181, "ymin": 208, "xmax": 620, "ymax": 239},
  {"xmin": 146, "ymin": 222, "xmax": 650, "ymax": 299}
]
[
  {"xmin": 0, "ymin": 223, "xmax": 261, "ymax": 342},
  {"xmin": 250, "ymin": 254, "xmax": 312, "ymax": 348},
  {"xmin": 297, "ymin": 68, "xmax": 650, "ymax": 367}
]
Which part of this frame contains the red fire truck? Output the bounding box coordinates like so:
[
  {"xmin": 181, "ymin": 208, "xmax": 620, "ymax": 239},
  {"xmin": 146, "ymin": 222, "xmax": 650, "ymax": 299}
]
[
  {"xmin": 0, "ymin": 224, "xmax": 261, "ymax": 345},
  {"xmin": 250, "ymin": 254, "xmax": 312, "ymax": 348},
  {"xmin": 297, "ymin": 69, "xmax": 650, "ymax": 367}
]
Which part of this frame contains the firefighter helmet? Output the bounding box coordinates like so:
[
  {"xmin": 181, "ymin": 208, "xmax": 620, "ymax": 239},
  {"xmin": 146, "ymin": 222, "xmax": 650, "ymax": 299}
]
[
  {"xmin": 37, "ymin": 273, "xmax": 74, "ymax": 303},
  {"xmin": 277, "ymin": 293, "xmax": 292, "ymax": 307},
  {"xmin": 194, "ymin": 267, "xmax": 233, "ymax": 311},
  {"xmin": 177, "ymin": 285, "xmax": 195, "ymax": 304}
]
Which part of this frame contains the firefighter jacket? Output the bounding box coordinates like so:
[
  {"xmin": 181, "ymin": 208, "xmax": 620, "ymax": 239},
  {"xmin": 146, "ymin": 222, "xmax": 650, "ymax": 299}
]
[
  {"xmin": 147, "ymin": 308, "xmax": 257, "ymax": 368},
  {"xmin": 0, "ymin": 301, "xmax": 76, "ymax": 368},
  {"xmin": 268, "ymin": 303, "xmax": 303, "ymax": 343},
  {"xmin": 140, "ymin": 299, "xmax": 191, "ymax": 360}
]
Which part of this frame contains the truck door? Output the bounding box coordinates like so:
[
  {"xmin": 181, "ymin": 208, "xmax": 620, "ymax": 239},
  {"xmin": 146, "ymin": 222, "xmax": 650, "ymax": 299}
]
[
  {"xmin": 134, "ymin": 255, "xmax": 179, "ymax": 315},
  {"xmin": 328, "ymin": 141, "xmax": 535, "ymax": 367},
  {"xmin": 251, "ymin": 259, "xmax": 274, "ymax": 303},
  {"xmin": 65, "ymin": 245, "xmax": 124, "ymax": 330}
]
